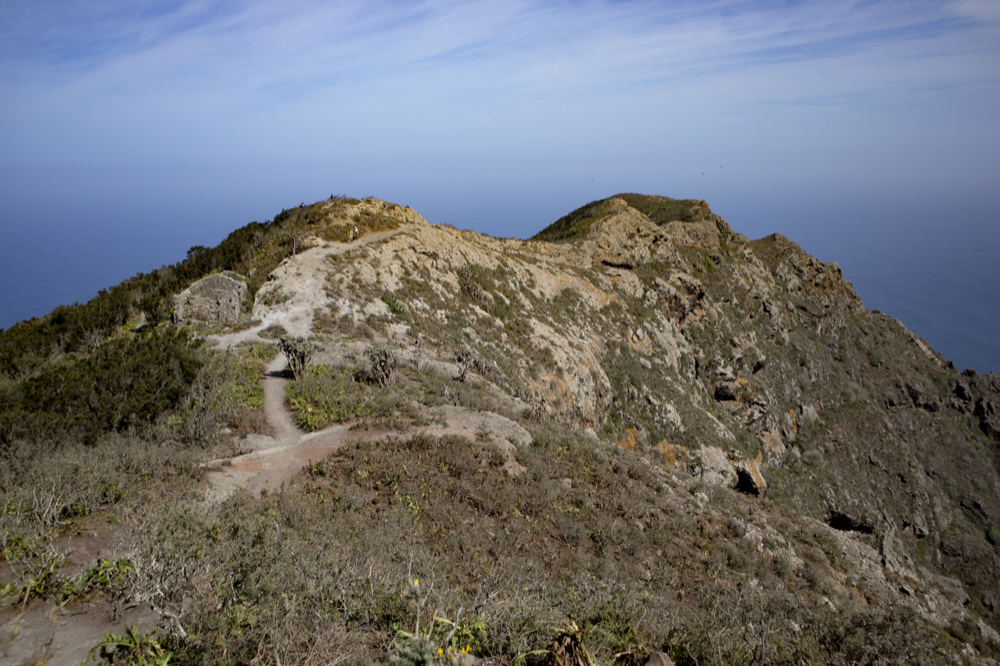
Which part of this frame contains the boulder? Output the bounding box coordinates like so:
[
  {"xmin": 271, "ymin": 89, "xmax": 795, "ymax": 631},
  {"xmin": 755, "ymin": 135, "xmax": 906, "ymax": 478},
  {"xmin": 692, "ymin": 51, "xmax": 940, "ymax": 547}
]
[
  {"xmin": 662, "ymin": 218, "xmax": 725, "ymax": 248},
  {"xmin": 761, "ymin": 430, "xmax": 786, "ymax": 462},
  {"xmin": 885, "ymin": 387, "xmax": 904, "ymax": 408},
  {"xmin": 910, "ymin": 509, "xmax": 929, "ymax": 538},
  {"xmin": 698, "ymin": 446, "xmax": 738, "ymax": 488},
  {"xmin": 714, "ymin": 382, "xmax": 737, "ymax": 401},
  {"xmin": 905, "ymin": 382, "xmax": 924, "ymax": 406},
  {"xmin": 646, "ymin": 652, "xmax": 675, "ymax": 666},
  {"xmin": 798, "ymin": 403, "xmax": 819, "ymax": 426},
  {"xmin": 905, "ymin": 382, "xmax": 940, "ymax": 412},
  {"xmin": 952, "ymin": 378, "xmax": 973, "ymax": 402},
  {"xmin": 881, "ymin": 526, "xmax": 918, "ymax": 580},
  {"xmin": 668, "ymin": 270, "xmax": 705, "ymax": 302},
  {"xmin": 973, "ymin": 397, "xmax": 995, "ymax": 420},
  {"xmin": 173, "ymin": 273, "xmax": 247, "ymax": 325},
  {"xmin": 654, "ymin": 278, "xmax": 687, "ymax": 319}
]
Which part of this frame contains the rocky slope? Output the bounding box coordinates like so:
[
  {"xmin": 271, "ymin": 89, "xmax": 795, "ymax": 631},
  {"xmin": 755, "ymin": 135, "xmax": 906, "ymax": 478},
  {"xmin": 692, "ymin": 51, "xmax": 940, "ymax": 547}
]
[
  {"xmin": 3, "ymin": 192, "xmax": 999, "ymax": 665},
  {"xmin": 243, "ymin": 194, "xmax": 1000, "ymax": 654}
]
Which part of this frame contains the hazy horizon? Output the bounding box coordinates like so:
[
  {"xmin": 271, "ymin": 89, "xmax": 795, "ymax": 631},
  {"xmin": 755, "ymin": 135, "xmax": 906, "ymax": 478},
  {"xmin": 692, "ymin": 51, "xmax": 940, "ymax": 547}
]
[{"xmin": 2, "ymin": 0, "xmax": 998, "ymax": 371}]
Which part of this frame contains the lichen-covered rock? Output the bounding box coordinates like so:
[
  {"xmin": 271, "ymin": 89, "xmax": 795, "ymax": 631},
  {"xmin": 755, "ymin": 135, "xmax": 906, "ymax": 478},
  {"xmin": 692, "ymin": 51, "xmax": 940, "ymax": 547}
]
[{"xmin": 173, "ymin": 273, "xmax": 247, "ymax": 324}]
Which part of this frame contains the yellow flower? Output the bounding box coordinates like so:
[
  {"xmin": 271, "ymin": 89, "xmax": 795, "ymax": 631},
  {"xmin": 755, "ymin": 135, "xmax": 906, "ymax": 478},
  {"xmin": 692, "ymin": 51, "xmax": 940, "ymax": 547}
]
[{"xmin": 437, "ymin": 647, "xmax": 444, "ymax": 656}]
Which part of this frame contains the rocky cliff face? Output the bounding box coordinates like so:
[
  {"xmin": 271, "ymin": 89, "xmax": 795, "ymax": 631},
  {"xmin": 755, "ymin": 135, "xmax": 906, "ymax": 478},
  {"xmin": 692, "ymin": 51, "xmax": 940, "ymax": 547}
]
[{"xmin": 248, "ymin": 195, "xmax": 1000, "ymax": 655}]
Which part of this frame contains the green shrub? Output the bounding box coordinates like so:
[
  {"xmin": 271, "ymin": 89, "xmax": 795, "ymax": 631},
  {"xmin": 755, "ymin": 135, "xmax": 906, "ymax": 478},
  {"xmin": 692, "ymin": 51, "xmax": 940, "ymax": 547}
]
[
  {"xmin": 90, "ymin": 624, "xmax": 173, "ymax": 666},
  {"xmin": 286, "ymin": 363, "xmax": 407, "ymax": 430},
  {"xmin": 530, "ymin": 198, "xmax": 612, "ymax": 242},
  {"xmin": 365, "ymin": 345, "xmax": 397, "ymax": 388},
  {"xmin": 6, "ymin": 328, "xmax": 201, "ymax": 442},
  {"xmin": 279, "ymin": 335, "xmax": 313, "ymax": 381},
  {"xmin": 382, "ymin": 293, "xmax": 409, "ymax": 316},
  {"xmin": 530, "ymin": 194, "xmax": 711, "ymax": 243},
  {"xmin": 259, "ymin": 323, "xmax": 288, "ymax": 339},
  {"xmin": 165, "ymin": 347, "xmax": 268, "ymax": 445},
  {"xmin": 0, "ymin": 199, "xmax": 335, "ymax": 380}
]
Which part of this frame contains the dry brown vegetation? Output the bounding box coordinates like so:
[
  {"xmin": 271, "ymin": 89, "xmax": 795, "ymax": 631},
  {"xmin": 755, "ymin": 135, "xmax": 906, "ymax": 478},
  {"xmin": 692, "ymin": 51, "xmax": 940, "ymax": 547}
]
[
  {"xmin": 3, "ymin": 193, "xmax": 1000, "ymax": 665},
  {"xmin": 3, "ymin": 333, "xmax": 963, "ymax": 665}
]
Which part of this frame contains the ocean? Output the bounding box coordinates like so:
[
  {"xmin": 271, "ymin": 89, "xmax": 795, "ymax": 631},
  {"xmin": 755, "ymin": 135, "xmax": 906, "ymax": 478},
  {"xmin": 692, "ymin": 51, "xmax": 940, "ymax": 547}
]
[{"xmin": 1, "ymin": 191, "xmax": 997, "ymax": 375}]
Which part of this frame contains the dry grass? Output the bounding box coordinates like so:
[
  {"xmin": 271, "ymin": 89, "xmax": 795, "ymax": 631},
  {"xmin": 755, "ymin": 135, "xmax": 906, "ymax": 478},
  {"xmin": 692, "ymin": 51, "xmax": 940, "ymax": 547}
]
[{"xmin": 89, "ymin": 419, "xmax": 954, "ymax": 665}]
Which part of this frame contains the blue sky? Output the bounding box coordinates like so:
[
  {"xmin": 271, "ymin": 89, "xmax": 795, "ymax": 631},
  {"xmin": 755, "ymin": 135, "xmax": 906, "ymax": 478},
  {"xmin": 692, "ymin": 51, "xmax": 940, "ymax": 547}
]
[{"xmin": 1, "ymin": 0, "xmax": 999, "ymax": 369}]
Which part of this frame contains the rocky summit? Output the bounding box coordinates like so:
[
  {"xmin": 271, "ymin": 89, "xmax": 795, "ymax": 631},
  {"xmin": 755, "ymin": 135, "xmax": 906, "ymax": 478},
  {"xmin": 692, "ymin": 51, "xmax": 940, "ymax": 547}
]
[{"xmin": 1, "ymin": 193, "xmax": 999, "ymax": 665}]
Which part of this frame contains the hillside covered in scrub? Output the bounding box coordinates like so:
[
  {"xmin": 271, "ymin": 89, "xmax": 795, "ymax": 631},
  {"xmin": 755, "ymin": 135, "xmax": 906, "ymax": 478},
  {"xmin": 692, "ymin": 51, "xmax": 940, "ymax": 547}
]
[{"xmin": 2, "ymin": 193, "xmax": 999, "ymax": 666}]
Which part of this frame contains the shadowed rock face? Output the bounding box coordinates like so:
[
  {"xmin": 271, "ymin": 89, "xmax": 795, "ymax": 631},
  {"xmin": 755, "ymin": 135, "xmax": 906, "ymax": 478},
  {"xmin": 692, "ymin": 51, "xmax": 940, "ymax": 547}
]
[{"xmin": 173, "ymin": 273, "xmax": 247, "ymax": 324}]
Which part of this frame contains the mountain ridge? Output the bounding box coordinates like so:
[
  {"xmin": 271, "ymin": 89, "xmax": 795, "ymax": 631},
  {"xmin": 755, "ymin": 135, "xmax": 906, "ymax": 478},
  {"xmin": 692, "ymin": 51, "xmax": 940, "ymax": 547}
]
[
  {"xmin": 238, "ymin": 194, "xmax": 1000, "ymax": 645},
  {"xmin": 2, "ymin": 193, "xmax": 999, "ymax": 665}
]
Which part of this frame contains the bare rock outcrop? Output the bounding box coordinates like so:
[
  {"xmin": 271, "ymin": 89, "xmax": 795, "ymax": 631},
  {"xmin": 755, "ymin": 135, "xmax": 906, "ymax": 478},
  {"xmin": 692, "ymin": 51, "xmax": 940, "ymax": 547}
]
[{"xmin": 173, "ymin": 273, "xmax": 247, "ymax": 324}]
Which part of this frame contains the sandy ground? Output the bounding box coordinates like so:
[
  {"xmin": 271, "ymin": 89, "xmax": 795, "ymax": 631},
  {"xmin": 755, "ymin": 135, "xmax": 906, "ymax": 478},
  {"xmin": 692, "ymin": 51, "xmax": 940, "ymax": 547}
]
[
  {"xmin": 0, "ymin": 603, "xmax": 160, "ymax": 666},
  {"xmin": 0, "ymin": 517, "xmax": 159, "ymax": 666}
]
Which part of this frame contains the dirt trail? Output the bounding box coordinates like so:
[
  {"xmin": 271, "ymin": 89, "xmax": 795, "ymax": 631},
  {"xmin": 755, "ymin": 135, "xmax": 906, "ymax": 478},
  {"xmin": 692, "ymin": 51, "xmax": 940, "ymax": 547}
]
[
  {"xmin": 2, "ymin": 223, "xmax": 535, "ymax": 664},
  {"xmin": 204, "ymin": 355, "xmax": 351, "ymax": 501},
  {"xmin": 0, "ymin": 358, "xmax": 352, "ymax": 664},
  {"xmin": 204, "ymin": 354, "xmax": 533, "ymax": 502},
  {"xmin": 262, "ymin": 355, "xmax": 300, "ymax": 446},
  {"xmin": 203, "ymin": 223, "xmax": 533, "ymax": 501}
]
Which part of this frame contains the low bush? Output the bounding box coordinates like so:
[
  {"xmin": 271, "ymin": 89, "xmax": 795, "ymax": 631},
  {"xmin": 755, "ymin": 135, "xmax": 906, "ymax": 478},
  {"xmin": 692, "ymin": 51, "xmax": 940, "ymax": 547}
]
[
  {"xmin": 165, "ymin": 347, "xmax": 268, "ymax": 446},
  {"xmin": 365, "ymin": 345, "xmax": 397, "ymax": 388},
  {"xmin": 286, "ymin": 363, "xmax": 409, "ymax": 430},
  {"xmin": 2, "ymin": 328, "xmax": 202, "ymax": 444},
  {"xmin": 0, "ymin": 199, "xmax": 336, "ymax": 382},
  {"xmin": 279, "ymin": 335, "xmax": 313, "ymax": 381},
  {"xmin": 107, "ymin": 423, "xmax": 955, "ymax": 666},
  {"xmin": 259, "ymin": 323, "xmax": 288, "ymax": 339}
]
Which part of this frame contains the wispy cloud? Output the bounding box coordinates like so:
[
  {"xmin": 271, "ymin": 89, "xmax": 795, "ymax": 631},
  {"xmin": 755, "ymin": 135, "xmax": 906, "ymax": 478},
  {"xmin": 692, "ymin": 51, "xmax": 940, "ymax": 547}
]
[
  {"xmin": 3, "ymin": 0, "xmax": 997, "ymax": 371},
  {"xmin": 4, "ymin": 1, "xmax": 995, "ymax": 94},
  {"xmin": 1, "ymin": 0, "xmax": 997, "ymax": 197}
]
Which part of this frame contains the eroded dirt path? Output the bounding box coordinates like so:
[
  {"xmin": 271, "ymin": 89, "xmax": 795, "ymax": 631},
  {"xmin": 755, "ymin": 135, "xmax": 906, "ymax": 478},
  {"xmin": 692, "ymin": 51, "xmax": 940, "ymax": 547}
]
[
  {"xmin": 204, "ymin": 355, "xmax": 352, "ymax": 501},
  {"xmin": 203, "ymin": 222, "xmax": 533, "ymax": 501},
  {"xmin": 262, "ymin": 355, "xmax": 300, "ymax": 446},
  {"xmin": 1, "ymin": 356, "xmax": 342, "ymax": 664},
  {"xmin": 203, "ymin": 355, "xmax": 533, "ymax": 502}
]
